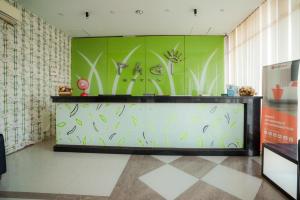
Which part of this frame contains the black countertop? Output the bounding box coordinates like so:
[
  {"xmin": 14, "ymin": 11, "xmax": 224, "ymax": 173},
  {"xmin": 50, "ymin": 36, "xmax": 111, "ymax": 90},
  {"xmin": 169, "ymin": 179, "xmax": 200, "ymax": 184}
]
[
  {"xmin": 51, "ymin": 95, "xmax": 262, "ymax": 103},
  {"xmin": 264, "ymin": 143, "xmax": 298, "ymax": 164}
]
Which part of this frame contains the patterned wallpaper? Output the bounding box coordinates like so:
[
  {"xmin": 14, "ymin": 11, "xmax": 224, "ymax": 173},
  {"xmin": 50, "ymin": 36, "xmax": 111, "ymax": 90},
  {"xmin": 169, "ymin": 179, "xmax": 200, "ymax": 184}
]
[{"xmin": 0, "ymin": 1, "xmax": 71, "ymax": 154}]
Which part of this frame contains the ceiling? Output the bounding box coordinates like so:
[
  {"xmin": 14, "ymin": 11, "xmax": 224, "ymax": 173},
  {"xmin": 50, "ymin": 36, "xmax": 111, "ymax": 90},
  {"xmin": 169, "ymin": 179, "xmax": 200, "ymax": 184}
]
[{"xmin": 17, "ymin": 0, "xmax": 263, "ymax": 37}]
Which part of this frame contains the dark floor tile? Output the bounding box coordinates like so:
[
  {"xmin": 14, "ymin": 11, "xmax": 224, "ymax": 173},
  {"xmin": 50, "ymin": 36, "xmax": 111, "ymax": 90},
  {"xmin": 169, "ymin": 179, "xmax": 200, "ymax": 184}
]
[
  {"xmin": 109, "ymin": 155, "xmax": 165, "ymax": 200},
  {"xmin": 221, "ymin": 156, "xmax": 261, "ymax": 178},
  {"xmin": 251, "ymin": 156, "xmax": 262, "ymax": 165},
  {"xmin": 255, "ymin": 180, "xmax": 289, "ymax": 200},
  {"xmin": 170, "ymin": 156, "xmax": 216, "ymax": 178},
  {"xmin": 80, "ymin": 195, "xmax": 109, "ymax": 200},
  {"xmin": 0, "ymin": 191, "xmax": 60, "ymax": 199},
  {"xmin": 0, "ymin": 191, "xmax": 108, "ymax": 200},
  {"xmin": 176, "ymin": 180, "xmax": 240, "ymax": 200},
  {"xmin": 54, "ymin": 194, "xmax": 81, "ymax": 200},
  {"xmin": 123, "ymin": 179, "xmax": 165, "ymax": 200}
]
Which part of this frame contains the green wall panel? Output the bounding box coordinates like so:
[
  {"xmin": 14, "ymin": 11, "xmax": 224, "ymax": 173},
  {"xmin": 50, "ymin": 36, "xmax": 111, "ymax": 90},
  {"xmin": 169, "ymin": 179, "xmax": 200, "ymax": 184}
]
[
  {"xmin": 71, "ymin": 36, "xmax": 224, "ymax": 96},
  {"xmin": 107, "ymin": 37, "xmax": 146, "ymax": 95},
  {"xmin": 185, "ymin": 36, "xmax": 224, "ymax": 96},
  {"xmin": 71, "ymin": 38, "xmax": 108, "ymax": 95},
  {"xmin": 145, "ymin": 36, "xmax": 185, "ymax": 95}
]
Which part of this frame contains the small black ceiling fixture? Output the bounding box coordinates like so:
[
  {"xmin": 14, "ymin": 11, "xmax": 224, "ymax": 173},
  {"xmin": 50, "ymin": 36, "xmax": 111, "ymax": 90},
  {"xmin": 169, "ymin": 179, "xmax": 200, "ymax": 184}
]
[
  {"xmin": 85, "ymin": 11, "xmax": 90, "ymax": 19},
  {"xmin": 193, "ymin": 9, "xmax": 197, "ymax": 16},
  {"xmin": 135, "ymin": 9, "xmax": 144, "ymax": 15}
]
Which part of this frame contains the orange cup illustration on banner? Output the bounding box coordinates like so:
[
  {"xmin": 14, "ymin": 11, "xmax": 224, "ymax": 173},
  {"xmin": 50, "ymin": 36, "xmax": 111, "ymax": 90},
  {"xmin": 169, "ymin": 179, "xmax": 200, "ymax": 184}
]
[{"xmin": 272, "ymin": 84, "xmax": 283, "ymax": 101}]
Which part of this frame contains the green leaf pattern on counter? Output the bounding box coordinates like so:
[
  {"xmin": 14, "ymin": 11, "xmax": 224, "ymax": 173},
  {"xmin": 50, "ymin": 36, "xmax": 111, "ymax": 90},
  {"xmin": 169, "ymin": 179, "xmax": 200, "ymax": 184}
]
[
  {"xmin": 131, "ymin": 116, "xmax": 138, "ymax": 126},
  {"xmin": 56, "ymin": 122, "xmax": 66, "ymax": 128},
  {"xmin": 180, "ymin": 132, "xmax": 189, "ymax": 141},
  {"xmin": 75, "ymin": 118, "xmax": 83, "ymax": 126},
  {"xmin": 56, "ymin": 103, "xmax": 244, "ymax": 148},
  {"xmin": 99, "ymin": 114, "xmax": 107, "ymax": 123},
  {"xmin": 99, "ymin": 138, "xmax": 106, "ymax": 145},
  {"xmin": 82, "ymin": 136, "xmax": 87, "ymax": 145}
]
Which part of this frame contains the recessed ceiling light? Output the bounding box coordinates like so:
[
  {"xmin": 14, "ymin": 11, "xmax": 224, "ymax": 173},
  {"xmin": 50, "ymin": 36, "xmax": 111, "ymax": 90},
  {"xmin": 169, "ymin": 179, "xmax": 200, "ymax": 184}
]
[
  {"xmin": 135, "ymin": 9, "xmax": 144, "ymax": 15},
  {"xmin": 220, "ymin": 9, "xmax": 224, "ymax": 12}
]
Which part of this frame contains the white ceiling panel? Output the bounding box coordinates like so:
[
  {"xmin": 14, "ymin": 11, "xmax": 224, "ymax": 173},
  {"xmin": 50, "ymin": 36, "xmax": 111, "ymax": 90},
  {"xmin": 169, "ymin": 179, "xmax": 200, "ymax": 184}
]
[{"xmin": 17, "ymin": 0, "xmax": 263, "ymax": 37}]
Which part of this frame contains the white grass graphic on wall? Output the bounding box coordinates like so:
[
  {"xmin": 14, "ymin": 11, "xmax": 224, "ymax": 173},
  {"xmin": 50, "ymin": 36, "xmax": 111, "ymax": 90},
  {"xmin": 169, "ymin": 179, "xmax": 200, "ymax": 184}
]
[
  {"xmin": 150, "ymin": 79, "xmax": 163, "ymax": 95},
  {"xmin": 190, "ymin": 69, "xmax": 200, "ymax": 94},
  {"xmin": 126, "ymin": 74, "xmax": 139, "ymax": 95},
  {"xmin": 78, "ymin": 51, "xmax": 104, "ymax": 94},
  {"xmin": 208, "ymin": 75, "xmax": 219, "ymax": 95},
  {"xmin": 189, "ymin": 49, "xmax": 219, "ymax": 95},
  {"xmin": 188, "ymin": 80, "xmax": 193, "ymax": 96},
  {"xmin": 112, "ymin": 45, "xmax": 141, "ymax": 95},
  {"xmin": 150, "ymin": 43, "xmax": 179, "ymax": 96}
]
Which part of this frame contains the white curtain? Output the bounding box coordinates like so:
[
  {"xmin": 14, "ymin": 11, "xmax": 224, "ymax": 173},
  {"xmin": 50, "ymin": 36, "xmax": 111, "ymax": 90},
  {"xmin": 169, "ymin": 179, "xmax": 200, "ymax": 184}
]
[{"xmin": 226, "ymin": 0, "xmax": 300, "ymax": 94}]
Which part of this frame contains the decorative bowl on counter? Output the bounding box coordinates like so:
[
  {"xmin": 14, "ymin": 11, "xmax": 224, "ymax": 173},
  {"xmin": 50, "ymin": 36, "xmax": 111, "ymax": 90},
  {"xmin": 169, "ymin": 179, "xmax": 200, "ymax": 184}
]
[
  {"xmin": 239, "ymin": 86, "xmax": 256, "ymax": 96},
  {"xmin": 58, "ymin": 85, "xmax": 72, "ymax": 96}
]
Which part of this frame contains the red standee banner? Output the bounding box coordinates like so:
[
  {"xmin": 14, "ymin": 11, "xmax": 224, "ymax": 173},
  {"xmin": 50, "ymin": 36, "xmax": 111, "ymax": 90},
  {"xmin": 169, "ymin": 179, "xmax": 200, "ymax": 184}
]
[{"xmin": 261, "ymin": 60, "xmax": 300, "ymax": 147}]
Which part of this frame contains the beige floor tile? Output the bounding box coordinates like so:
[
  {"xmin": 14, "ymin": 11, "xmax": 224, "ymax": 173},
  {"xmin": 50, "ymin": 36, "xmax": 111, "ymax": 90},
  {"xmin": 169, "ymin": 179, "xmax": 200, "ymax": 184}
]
[
  {"xmin": 202, "ymin": 165, "xmax": 262, "ymax": 200},
  {"xmin": 0, "ymin": 139, "xmax": 130, "ymax": 196},
  {"xmin": 139, "ymin": 165, "xmax": 198, "ymax": 200}
]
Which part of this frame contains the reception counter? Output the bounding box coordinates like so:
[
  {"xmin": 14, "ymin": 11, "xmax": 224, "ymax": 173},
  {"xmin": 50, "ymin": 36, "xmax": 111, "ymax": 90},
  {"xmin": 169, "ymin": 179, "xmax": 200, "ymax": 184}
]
[{"xmin": 51, "ymin": 96, "xmax": 262, "ymax": 156}]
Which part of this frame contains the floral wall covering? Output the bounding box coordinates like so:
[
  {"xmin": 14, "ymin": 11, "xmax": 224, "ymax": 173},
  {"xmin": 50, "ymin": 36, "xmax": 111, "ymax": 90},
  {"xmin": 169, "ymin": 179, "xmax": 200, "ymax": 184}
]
[{"xmin": 0, "ymin": 1, "xmax": 70, "ymax": 154}]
